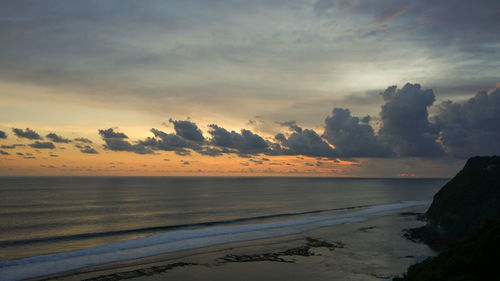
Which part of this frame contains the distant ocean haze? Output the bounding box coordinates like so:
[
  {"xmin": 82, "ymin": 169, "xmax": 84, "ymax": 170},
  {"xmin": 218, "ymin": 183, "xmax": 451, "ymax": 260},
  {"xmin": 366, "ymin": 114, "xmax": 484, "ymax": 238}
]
[{"xmin": 0, "ymin": 177, "xmax": 446, "ymax": 262}]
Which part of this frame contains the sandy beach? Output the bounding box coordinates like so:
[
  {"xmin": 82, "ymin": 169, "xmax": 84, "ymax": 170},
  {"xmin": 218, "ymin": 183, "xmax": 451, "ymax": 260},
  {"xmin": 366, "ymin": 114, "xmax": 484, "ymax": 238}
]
[{"xmin": 30, "ymin": 205, "xmax": 435, "ymax": 281}]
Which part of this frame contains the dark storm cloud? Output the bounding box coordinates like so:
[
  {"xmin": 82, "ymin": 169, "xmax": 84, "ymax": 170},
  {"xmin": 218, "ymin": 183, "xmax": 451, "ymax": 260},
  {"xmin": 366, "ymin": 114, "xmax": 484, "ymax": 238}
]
[
  {"xmin": 0, "ymin": 130, "xmax": 6, "ymax": 139},
  {"xmin": 169, "ymin": 119, "xmax": 205, "ymax": 142},
  {"xmin": 323, "ymin": 108, "xmax": 390, "ymax": 157},
  {"xmin": 46, "ymin": 133, "xmax": 71, "ymax": 143},
  {"xmin": 12, "ymin": 128, "xmax": 42, "ymax": 140},
  {"xmin": 377, "ymin": 83, "xmax": 444, "ymax": 157},
  {"xmin": 98, "ymin": 128, "xmax": 153, "ymax": 154},
  {"xmin": 434, "ymin": 85, "xmax": 500, "ymax": 158},
  {"xmin": 29, "ymin": 141, "xmax": 55, "ymax": 149},
  {"xmin": 207, "ymin": 125, "xmax": 269, "ymax": 155},
  {"xmin": 74, "ymin": 137, "xmax": 93, "ymax": 143},
  {"xmin": 275, "ymin": 122, "xmax": 337, "ymax": 158}
]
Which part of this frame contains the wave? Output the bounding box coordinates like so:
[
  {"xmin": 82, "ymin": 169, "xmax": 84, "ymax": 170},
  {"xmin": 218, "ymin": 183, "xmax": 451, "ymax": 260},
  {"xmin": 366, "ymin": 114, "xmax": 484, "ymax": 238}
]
[
  {"xmin": 0, "ymin": 204, "xmax": 375, "ymax": 247},
  {"xmin": 0, "ymin": 201, "xmax": 429, "ymax": 281}
]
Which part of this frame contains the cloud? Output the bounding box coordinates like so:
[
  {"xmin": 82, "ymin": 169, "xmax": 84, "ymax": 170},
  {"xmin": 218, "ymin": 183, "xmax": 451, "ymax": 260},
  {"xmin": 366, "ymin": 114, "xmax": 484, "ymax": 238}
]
[
  {"xmin": 275, "ymin": 122, "xmax": 337, "ymax": 158},
  {"xmin": 98, "ymin": 128, "xmax": 128, "ymax": 139},
  {"xmin": 373, "ymin": 5, "xmax": 411, "ymax": 24},
  {"xmin": 141, "ymin": 128, "xmax": 202, "ymax": 155},
  {"xmin": 434, "ymin": 85, "xmax": 500, "ymax": 158},
  {"xmin": 98, "ymin": 128, "xmax": 153, "ymax": 154},
  {"xmin": 12, "ymin": 128, "xmax": 42, "ymax": 140},
  {"xmin": 29, "ymin": 141, "xmax": 55, "ymax": 149},
  {"xmin": 79, "ymin": 145, "xmax": 99, "ymax": 154},
  {"xmin": 377, "ymin": 83, "xmax": 444, "ymax": 157},
  {"xmin": 207, "ymin": 124, "xmax": 269, "ymax": 155},
  {"xmin": 1, "ymin": 144, "xmax": 24, "ymax": 149},
  {"xmin": 74, "ymin": 137, "xmax": 93, "ymax": 143},
  {"xmin": 323, "ymin": 108, "xmax": 390, "ymax": 157},
  {"xmin": 0, "ymin": 150, "xmax": 9, "ymax": 155},
  {"xmin": 169, "ymin": 119, "xmax": 205, "ymax": 142},
  {"xmin": 0, "ymin": 130, "xmax": 6, "ymax": 139},
  {"xmin": 46, "ymin": 133, "xmax": 72, "ymax": 143},
  {"xmin": 25, "ymin": 82, "xmax": 497, "ymax": 161}
]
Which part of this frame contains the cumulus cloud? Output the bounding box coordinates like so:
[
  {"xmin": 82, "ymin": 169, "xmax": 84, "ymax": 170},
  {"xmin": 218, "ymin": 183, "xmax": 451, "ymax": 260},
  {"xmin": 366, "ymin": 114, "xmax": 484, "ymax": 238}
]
[
  {"xmin": 12, "ymin": 128, "xmax": 42, "ymax": 140},
  {"xmin": 0, "ymin": 130, "xmax": 6, "ymax": 139},
  {"xmin": 20, "ymin": 82, "xmax": 496, "ymax": 161},
  {"xmin": 98, "ymin": 128, "xmax": 128, "ymax": 139},
  {"xmin": 275, "ymin": 122, "xmax": 337, "ymax": 158},
  {"xmin": 434, "ymin": 85, "xmax": 500, "ymax": 158},
  {"xmin": 208, "ymin": 124, "xmax": 269, "ymax": 155},
  {"xmin": 141, "ymin": 128, "xmax": 202, "ymax": 155},
  {"xmin": 29, "ymin": 141, "xmax": 55, "ymax": 149},
  {"xmin": 323, "ymin": 108, "xmax": 390, "ymax": 157},
  {"xmin": 169, "ymin": 119, "xmax": 205, "ymax": 142},
  {"xmin": 377, "ymin": 83, "xmax": 444, "ymax": 157},
  {"xmin": 46, "ymin": 133, "xmax": 71, "ymax": 143},
  {"xmin": 98, "ymin": 128, "xmax": 153, "ymax": 154}
]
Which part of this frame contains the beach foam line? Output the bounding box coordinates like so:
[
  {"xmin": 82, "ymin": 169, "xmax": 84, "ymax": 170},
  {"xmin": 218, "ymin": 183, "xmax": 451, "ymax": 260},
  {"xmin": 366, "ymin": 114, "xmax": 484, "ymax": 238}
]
[
  {"xmin": 0, "ymin": 201, "xmax": 429, "ymax": 281},
  {"xmin": 0, "ymin": 204, "xmax": 374, "ymax": 247}
]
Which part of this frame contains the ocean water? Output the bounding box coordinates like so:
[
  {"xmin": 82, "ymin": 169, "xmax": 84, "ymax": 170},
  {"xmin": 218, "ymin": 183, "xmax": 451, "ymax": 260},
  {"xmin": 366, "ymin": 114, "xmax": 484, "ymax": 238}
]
[{"xmin": 0, "ymin": 177, "xmax": 447, "ymax": 280}]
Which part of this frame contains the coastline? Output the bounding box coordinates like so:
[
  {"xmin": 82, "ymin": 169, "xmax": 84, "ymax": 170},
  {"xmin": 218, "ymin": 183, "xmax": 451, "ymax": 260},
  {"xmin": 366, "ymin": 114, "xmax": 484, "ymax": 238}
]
[{"xmin": 28, "ymin": 205, "xmax": 435, "ymax": 281}]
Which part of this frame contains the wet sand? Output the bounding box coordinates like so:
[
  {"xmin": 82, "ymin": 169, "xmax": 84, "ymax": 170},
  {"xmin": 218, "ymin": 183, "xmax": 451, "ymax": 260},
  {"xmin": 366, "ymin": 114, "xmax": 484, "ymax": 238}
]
[{"xmin": 29, "ymin": 206, "xmax": 435, "ymax": 281}]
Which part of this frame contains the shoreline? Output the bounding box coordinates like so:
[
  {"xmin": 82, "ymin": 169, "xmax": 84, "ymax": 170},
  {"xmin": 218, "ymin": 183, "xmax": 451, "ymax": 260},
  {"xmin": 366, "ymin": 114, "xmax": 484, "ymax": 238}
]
[{"xmin": 28, "ymin": 205, "xmax": 435, "ymax": 281}]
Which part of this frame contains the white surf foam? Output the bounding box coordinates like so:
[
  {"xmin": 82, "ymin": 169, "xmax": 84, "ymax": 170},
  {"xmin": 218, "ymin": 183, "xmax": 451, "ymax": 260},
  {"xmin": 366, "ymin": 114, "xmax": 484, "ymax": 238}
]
[{"xmin": 0, "ymin": 201, "xmax": 429, "ymax": 281}]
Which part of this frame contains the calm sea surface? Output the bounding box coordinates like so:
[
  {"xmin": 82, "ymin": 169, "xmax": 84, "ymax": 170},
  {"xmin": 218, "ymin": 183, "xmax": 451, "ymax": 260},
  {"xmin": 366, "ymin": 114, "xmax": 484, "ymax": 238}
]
[{"xmin": 0, "ymin": 177, "xmax": 446, "ymax": 262}]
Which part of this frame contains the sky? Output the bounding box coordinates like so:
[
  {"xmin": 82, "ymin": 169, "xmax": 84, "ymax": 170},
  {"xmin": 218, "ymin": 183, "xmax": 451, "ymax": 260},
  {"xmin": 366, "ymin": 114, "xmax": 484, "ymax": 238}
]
[{"xmin": 1, "ymin": 0, "xmax": 499, "ymax": 177}]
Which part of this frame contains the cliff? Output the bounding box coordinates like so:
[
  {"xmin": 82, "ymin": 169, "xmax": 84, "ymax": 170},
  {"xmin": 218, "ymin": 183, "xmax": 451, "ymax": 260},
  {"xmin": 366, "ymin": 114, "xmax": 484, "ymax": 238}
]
[
  {"xmin": 402, "ymin": 217, "xmax": 500, "ymax": 281},
  {"xmin": 398, "ymin": 156, "xmax": 500, "ymax": 280},
  {"xmin": 425, "ymin": 156, "xmax": 500, "ymax": 241}
]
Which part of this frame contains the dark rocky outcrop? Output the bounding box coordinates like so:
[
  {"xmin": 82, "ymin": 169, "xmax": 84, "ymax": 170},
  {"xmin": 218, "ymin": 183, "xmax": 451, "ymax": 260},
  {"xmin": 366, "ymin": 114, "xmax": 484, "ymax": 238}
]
[
  {"xmin": 425, "ymin": 156, "xmax": 500, "ymax": 242},
  {"xmin": 404, "ymin": 217, "xmax": 500, "ymax": 281},
  {"xmin": 218, "ymin": 237, "xmax": 344, "ymax": 263},
  {"xmin": 399, "ymin": 156, "xmax": 500, "ymax": 280}
]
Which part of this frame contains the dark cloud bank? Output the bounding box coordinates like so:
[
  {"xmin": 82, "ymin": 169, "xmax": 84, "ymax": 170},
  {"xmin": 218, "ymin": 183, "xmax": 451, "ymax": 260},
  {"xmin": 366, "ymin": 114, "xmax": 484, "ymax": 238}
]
[{"xmin": 96, "ymin": 83, "xmax": 500, "ymax": 160}]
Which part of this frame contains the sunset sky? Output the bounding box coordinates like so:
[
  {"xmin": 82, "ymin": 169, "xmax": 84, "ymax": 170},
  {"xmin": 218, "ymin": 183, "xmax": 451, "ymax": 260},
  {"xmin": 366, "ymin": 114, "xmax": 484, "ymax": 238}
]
[{"xmin": 1, "ymin": 0, "xmax": 499, "ymax": 177}]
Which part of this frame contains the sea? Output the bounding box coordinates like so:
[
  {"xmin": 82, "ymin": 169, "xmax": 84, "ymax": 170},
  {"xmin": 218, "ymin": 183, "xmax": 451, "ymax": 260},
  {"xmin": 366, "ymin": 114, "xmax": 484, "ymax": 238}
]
[{"xmin": 0, "ymin": 177, "xmax": 447, "ymax": 280}]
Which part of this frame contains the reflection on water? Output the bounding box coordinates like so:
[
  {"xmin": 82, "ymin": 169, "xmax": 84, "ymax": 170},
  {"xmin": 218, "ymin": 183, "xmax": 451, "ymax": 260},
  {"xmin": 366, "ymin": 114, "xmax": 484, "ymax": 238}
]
[{"xmin": 0, "ymin": 177, "xmax": 446, "ymax": 261}]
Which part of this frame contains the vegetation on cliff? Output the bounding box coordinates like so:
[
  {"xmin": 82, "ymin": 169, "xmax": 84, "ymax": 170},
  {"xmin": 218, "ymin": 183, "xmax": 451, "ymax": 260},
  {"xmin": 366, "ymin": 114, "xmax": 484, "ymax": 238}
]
[{"xmin": 403, "ymin": 217, "xmax": 500, "ymax": 281}]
